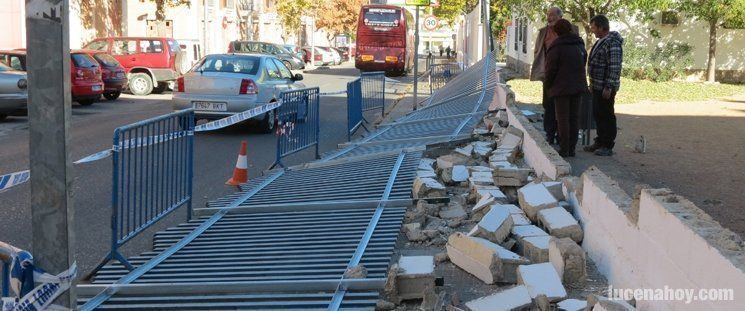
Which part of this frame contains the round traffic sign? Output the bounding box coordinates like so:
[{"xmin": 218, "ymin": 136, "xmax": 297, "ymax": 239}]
[{"xmin": 423, "ymin": 15, "xmax": 438, "ymax": 31}]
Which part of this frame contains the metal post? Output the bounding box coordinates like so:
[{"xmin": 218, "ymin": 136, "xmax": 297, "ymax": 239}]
[
  {"xmin": 203, "ymin": 0, "xmax": 209, "ymax": 55},
  {"xmin": 413, "ymin": 6, "xmax": 420, "ymax": 111},
  {"xmin": 311, "ymin": 15, "xmax": 316, "ymax": 68},
  {"xmin": 26, "ymin": 0, "xmax": 75, "ymax": 307}
]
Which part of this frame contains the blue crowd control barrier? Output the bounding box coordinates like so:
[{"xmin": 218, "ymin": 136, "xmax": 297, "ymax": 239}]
[
  {"xmin": 90, "ymin": 109, "xmax": 195, "ymax": 275},
  {"xmin": 271, "ymin": 87, "xmax": 320, "ymax": 168},
  {"xmin": 360, "ymin": 72, "xmax": 385, "ymax": 114}
]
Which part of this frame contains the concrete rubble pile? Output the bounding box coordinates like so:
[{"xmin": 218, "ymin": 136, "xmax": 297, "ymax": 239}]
[{"xmin": 392, "ymin": 111, "xmax": 630, "ymax": 311}]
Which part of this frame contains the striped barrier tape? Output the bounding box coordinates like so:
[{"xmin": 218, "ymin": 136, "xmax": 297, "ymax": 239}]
[
  {"xmin": 0, "ymin": 170, "xmax": 30, "ymax": 193},
  {"xmin": 318, "ymin": 90, "xmax": 347, "ymax": 96},
  {"xmin": 194, "ymin": 101, "xmax": 281, "ymax": 132}
]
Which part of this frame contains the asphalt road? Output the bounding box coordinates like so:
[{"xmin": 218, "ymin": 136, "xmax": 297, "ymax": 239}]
[{"xmin": 0, "ymin": 62, "xmax": 402, "ymax": 276}]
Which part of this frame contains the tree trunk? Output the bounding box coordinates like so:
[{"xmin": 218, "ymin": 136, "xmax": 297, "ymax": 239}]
[
  {"xmin": 706, "ymin": 19, "xmax": 717, "ymax": 82},
  {"xmin": 155, "ymin": 0, "xmax": 166, "ymax": 21}
]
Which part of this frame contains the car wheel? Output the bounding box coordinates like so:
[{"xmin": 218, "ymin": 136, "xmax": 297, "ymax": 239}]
[
  {"xmin": 103, "ymin": 91, "xmax": 121, "ymax": 100},
  {"xmin": 77, "ymin": 99, "xmax": 95, "ymax": 106},
  {"xmin": 0, "ymin": 114, "xmax": 7, "ymax": 122},
  {"xmin": 129, "ymin": 73, "xmax": 154, "ymax": 96},
  {"xmin": 152, "ymin": 82, "xmax": 168, "ymax": 94},
  {"xmin": 282, "ymin": 60, "xmax": 292, "ymax": 70},
  {"xmin": 258, "ymin": 108, "xmax": 275, "ymax": 134}
]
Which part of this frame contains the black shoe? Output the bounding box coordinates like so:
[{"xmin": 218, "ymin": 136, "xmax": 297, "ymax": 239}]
[
  {"xmin": 583, "ymin": 142, "xmax": 601, "ymax": 152},
  {"xmin": 594, "ymin": 147, "xmax": 613, "ymax": 156}
]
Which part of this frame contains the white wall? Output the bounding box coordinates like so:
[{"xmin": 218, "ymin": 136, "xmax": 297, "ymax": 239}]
[{"xmin": 0, "ymin": 0, "xmax": 25, "ymax": 50}]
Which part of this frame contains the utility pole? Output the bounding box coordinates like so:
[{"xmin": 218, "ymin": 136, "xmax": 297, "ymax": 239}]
[
  {"xmin": 25, "ymin": 0, "xmax": 75, "ymax": 307},
  {"xmin": 413, "ymin": 6, "xmax": 420, "ymax": 110},
  {"xmin": 203, "ymin": 0, "xmax": 209, "ymax": 55}
]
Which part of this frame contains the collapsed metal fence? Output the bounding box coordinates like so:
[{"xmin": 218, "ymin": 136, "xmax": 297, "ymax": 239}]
[
  {"xmin": 271, "ymin": 87, "xmax": 321, "ymax": 168},
  {"xmin": 91, "ymin": 110, "xmax": 195, "ymax": 274},
  {"xmin": 429, "ymin": 62, "xmax": 464, "ymax": 93}
]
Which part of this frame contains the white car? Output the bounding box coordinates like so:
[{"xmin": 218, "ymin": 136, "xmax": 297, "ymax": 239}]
[
  {"xmin": 321, "ymin": 47, "xmax": 342, "ymax": 65},
  {"xmin": 172, "ymin": 53, "xmax": 305, "ymax": 132},
  {"xmin": 0, "ymin": 63, "xmax": 27, "ymax": 122}
]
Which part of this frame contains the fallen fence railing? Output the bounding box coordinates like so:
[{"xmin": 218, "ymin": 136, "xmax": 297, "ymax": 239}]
[
  {"xmin": 429, "ymin": 62, "xmax": 464, "ymax": 94},
  {"xmin": 270, "ymin": 87, "xmax": 320, "ymax": 168},
  {"xmin": 90, "ymin": 109, "xmax": 195, "ymax": 274}
]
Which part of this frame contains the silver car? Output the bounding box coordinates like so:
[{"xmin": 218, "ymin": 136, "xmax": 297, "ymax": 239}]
[
  {"xmin": 172, "ymin": 53, "xmax": 305, "ymax": 132},
  {"xmin": 0, "ymin": 63, "xmax": 27, "ymax": 121}
]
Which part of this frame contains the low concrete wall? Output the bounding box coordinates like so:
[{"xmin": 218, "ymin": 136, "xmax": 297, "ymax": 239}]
[
  {"xmin": 570, "ymin": 167, "xmax": 745, "ymax": 310},
  {"xmin": 502, "ymin": 86, "xmax": 571, "ymax": 180}
]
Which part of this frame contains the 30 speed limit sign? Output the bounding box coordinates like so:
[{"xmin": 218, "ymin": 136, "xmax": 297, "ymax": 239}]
[{"xmin": 423, "ymin": 15, "xmax": 438, "ymax": 31}]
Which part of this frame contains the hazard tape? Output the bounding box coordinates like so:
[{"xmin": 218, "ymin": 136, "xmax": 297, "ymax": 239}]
[
  {"xmin": 194, "ymin": 101, "xmax": 281, "ymax": 132},
  {"xmin": 319, "ymin": 90, "xmax": 347, "ymax": 96},
  {"xmin": 0, "ymin": 170, "xmax": 30, "ymax": 193}
]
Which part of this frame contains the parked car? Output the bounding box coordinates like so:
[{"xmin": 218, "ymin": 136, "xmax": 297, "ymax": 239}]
[
  {"xmin": 0, "ymin": 63, "xmax": 27, "ymax": 121},
  {"xmin": 227, "ymin": 41, "xmax": 305, "ymax": 70},
  {"xmin": 79, "ymin": 49, "xmax": 127, "ymax": 100},
  {"xmin": 333, "ymin": 47, "xmax": 350, "ymax": 62},
  {"xmin": 0, "ymin": 49, "xmax": 104, "ymax": 106},
  {"xmin": 301, "ymin": 47, "xmax": 333, "ymax": 66},
  {"xmin": 319, "ymin": 47, "xmax": 341, "ymax": 65},
  {"xmin": 84, "ymin": 37, "xmax": 184, "ymax": 96},
  {"xmin": 172, "ymin": 53, "xmax": 305, "ymax": 133},
  {"xmin": 282, "ymin": 44, "xmax": 304, "ymax": 61}
]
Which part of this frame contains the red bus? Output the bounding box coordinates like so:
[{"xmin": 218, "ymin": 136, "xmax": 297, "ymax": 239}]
[{"xmin": 355, "ymin": 5, "xmax": 414, "ymax": 76}]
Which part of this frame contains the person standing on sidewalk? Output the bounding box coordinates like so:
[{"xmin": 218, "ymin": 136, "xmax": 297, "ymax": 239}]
[
  {"xmin": 439, "ymin": 45, "xmax": 444, "ymax": 57},
  {"xmin": 544, "ymin": 19, "xmax": 587, "ymax": 157},
  {"xmin": 530, "ymin": 7, "xmax": 571, "ymax": 145},
  {"xmin": 585, "ymin": 14, "xmax": 624, "ymax": 156}
]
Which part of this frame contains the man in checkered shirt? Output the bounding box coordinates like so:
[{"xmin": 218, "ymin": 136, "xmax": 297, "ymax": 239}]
[{"xmin": 585, "ymin": 15, "xmax": 624, "ymax": 156}]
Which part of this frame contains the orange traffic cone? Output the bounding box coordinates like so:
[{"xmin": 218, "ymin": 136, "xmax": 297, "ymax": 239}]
[{"xmin": 226, "ymin": 141, "xmax": 249, "ymax": 186}]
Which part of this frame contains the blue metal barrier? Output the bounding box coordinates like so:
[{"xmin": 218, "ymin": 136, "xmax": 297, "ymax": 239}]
[
  {"xmin": 271, "ymin": 87, "xmax": 320, "ymax": 168},
  {"xmin": 1, "ymin": 261, "xmax": 8, "ymax": 297},
  {"xmin": 360, "ymin": 72, "xmax": 385, "ymax": 113},
  {"xmin": 429, "ymin": 63, "xmax": 464, "ymax": 94},
  {"xmin": 91, "ymin": 109, "xmax": 195, "ymax": 274},
  {"xmin": 346, "ymin": 78, "xmax": 368, "ymax": 141}
]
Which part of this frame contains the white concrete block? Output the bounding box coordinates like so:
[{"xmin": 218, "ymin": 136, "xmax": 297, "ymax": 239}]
[
  {"xmin": 446, "ymin": 233, "xmax": 502, "ymax": 284},
  {"xmin": 494, "ymin": 245, "xmax": 531, "ymax": 284},
  {"xmin": 594, "ymin": 299, "xmax": 636, "ymax": 311},
  {"xmin": 473, "ymin": 145, "xmax": 492, "ymax": 158},
  {"xmin": 436, "ymin": 154, "xmax": 468, "ymax": 170},
  {"xmin": 518, "ymin": 183, "xmax": 560, "ymax": 221},
  {"xmin": 469, "ymin": 171, "xmax": 494, "ymax": 187},
  {"xmin": 500, "ymin": 132, "xmax": 523, "ymax": 150},
  {"xmin": 476, "ymin": 207, "xmax": 514, "ymax": 244},
  {"xmin": 397, "ymin": 256, "xmax": 435, "ymax": 301},
  {"xmin": 472, "ymin": 194, "xmax": 497, "ymax": 216},
  {"xmin": 465, "ymin": 285, "xmax": 532, "ymax": 311},
  {"xmin": 418, "ymin": 158, "xmax": 436, "ymax": 171},
  {"xmin": 542, "ymin": 181, "xmax": 565, "ymax": 201},
  {"xmin": 416, "ymin": 170, "xmax": 437, "ymax": 178},
  {"xmin": 521, "ymin": 235, "xmax": 551, "ymax": 263},
  {"xmin": 537, "ymin": 207, "xmax": 583, "ymax": 243},
  {"xmin": 413, "ymin": 177, "xmax": 446, "ymax": 199},
  {"xmin": 516, "ymin": 263, "xmax": 567, "ymax": 302},
  {"xmin": 549, "ymin": 237, "xmax": 586, "ymax": 286},
  {"xmin": 474, "ymin": 186, "xmax": 508, "ymax": 203},
  {"xmin": 556, "ymin": 299, "xmax": 587, "ymax": 311},
  {"xmin": 511, "ymin": 225, "xmax": 549, "ymax": 240},
  {"xmin": 511, "ymin": 214, "xmax": 531, "ymax": 226},
  {"xmin": 455, "ymin": 144, "xmax": 474, "ymax": 157},
  {"xmin": 467, "ymin": 166, "xmax": 493, "ymax": 173},
  {"xmin": 452, "ymin": 165, "xmax": 470, "ymax": 182}
]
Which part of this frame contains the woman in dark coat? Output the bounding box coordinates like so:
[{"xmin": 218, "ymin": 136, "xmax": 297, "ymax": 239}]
[{"xmin": 544, "ymin": 18, "xmax": 588, "ymax": 157}]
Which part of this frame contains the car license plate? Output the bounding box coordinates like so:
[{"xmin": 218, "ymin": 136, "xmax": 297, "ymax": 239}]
[
  {"xmin": 193, "ymin": 102, "xmax": 227, "ymax": 111},
  {"xmin": 361, "ymin": 55, "xmax": 374, "ymax": 61},
  {"xmin": 92, "ymin": 85, "xmax": 102, "ymax": 91},
  {"xmin": 385, "ymin": 56, "xmax": 398, "ymax": 63}
]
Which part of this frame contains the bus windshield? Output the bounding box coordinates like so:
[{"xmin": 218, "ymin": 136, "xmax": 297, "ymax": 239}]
[{"xmin": 362, "ymin": 7, "xmax": 401, "ymax": 29}]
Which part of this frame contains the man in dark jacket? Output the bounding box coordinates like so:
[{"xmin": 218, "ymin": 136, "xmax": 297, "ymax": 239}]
[
  {"xmin": 545, "ymin": 19, "xmax": 587, "ymax": 157},
  {"xmin": 585, "ymin": 14, "xmax": 624, "ymax": 156}
]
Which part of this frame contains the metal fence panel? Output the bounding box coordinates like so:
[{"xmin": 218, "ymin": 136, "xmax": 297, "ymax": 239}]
[
  {"xmin": 1, "ymin": 261, "xmax": 8, "ymax": 297},
  {"xmin": 346, "ymin": 79, "xmax": 366, "ymax": 140},
  {"xmin": 429, "ymin": 63, "xmax": 464, "ymax": 93},
  {"xmin": 360, "ymin": 72, "xmax": 385, "ymax": 113},
  {"xmin": 273, "ymin": 87, "xmax": 321, "ymax": 168},
  {"xmin": 92, "ymin": 110, "xmax": 195, "ymax": 273}
]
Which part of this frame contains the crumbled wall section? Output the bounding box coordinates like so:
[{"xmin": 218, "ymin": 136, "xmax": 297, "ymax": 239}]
[
  {"xmin": 574, "ymin": 167, "xmax": 745, "ymax": 311},
  {"xmin": 502, "ymin": 86, "xmax": 571, "ymax": 180}
]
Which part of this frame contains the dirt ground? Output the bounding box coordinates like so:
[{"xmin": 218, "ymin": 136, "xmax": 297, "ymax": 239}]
[{"xmin": 516, "ymin": 94, "xmax": 745, "ymax": 238}]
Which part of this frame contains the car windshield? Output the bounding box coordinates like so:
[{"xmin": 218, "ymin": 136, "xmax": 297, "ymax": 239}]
[
  {"xmin": 93, "ymin": 53, "xmax": 120, "ymax": 67},
  {"xmin": 71, "ymin": 53, "xmax": 98, "ymax": 68},
  {"xmin": 193, "ymin": 55, "xmax": 260, "ymax": 75},
  {"xmin": 363, "ymin": 8, "xmax": 400, "ymax": 27}
]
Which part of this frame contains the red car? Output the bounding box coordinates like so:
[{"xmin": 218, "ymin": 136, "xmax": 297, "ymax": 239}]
[
  {"xmin": 0, "ymin": 49, "xmax": 104, "ymax": 106},
  {"xmin": 84, "ymin": 37, "xmax": 182, "ymax": 96},
  {"xmin": 78, "ymin": 49, "xmax": 127, "ymax": 100}
]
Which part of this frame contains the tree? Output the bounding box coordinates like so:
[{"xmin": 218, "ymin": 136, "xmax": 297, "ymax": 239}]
[
  {"xmin": 151, "ymin": 0, "xmax": 191, "ymax": 21},
  {"xmin": 677, "ymin": 0, "xmax": 745, "ymax": 82},
  {"xmin": 433, "ymin": 0, "xmax": 467, "ymax": 25},
  {"xmin": 316, "ymin": 0, "xmax": 366, "ymax": 43},
  {"xmin": 275, "ymin": 0, "xmax": 312, "ymax": 42}
]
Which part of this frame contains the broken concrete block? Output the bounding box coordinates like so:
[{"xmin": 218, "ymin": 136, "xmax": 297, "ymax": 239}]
[
  {"xmin": 521, "ymin": 235, "xmax": 551, "ymax": 263},
  {"xmin": 496, "ymin": 110, "xmax": 509, "ymax": 127},
  {"xmin": 417, "ymin": 169, "xmax": 437, "ymax": 179},
  {"xmin": 434, "ymin": 252, "xmax": 448, "ymax": 264},
  {"xmin": 489, "ymin": 160, "xmax": 516, "ymax": 169},
  {"xmin": 344, "ymin": 264, "xmax": 368, "ymax": 279},
  {"xmin": 516, "ymin": 263, "xmax": 567, "ymax": 302},
  {"xmin": 452, "ymin": 165, "xmax": 470, "ymax": 182},
  {"xmin": 440, "ymin": 203, "xmax": 468, "ymax": 220},
  {"xmin": 542, "ymin": 181, "xmax": 565, "ymax": 201},
  {"xmin": 511, "ymin": 214, "xmax": 531, "ymax": 226},
  {"xmin": 556, "ymin": 299, "xmax": 587, "ymax": 311},
  {"xmin": 446, "ymin": 233, "xmax": 502, "ymax": 284},
  {"xmin": 494, "ymin": 167, "xmax": 531, "ymax": 187},
  {"xmin": 467, "ymin": 166, "xmax": 493, "ymax": 173},
  {"xmin": 473, "ymin": 145, "xmax": 491, "ymax": 159},
  {"xmin": 419, "ymin": 158, "xmax": 436, "ymax": 171},
  {"xmin": 593, "ymin": 299, "xmax": 636, "ymax": 311},
  {"xmin": 404, "ymin": 223, "xmax": 427, "ymax": 242},
  {"xmin": 494, "ymin": 246, "xmax": 531, "ymax": 284},
  {"xmin": 465, "ymin": 285, "xmax": 532, "ymax": 311},
  {"xmin": 549, "ymin": 237, "xmax": 586, "ymax": 286},
  {"xmin": 436, "ymin": 154, "xmax": 469, "ymax": 170},
  {"xmin": 488, "ymin": 152, "xmax": 510, "ymax": 163},
  {"xmin": 518, "ymin": 183, "xmax": 560, "ymax": 221},
  {"xmin": 493, "ymin": 203, "xmax": 524, "ymax": 215},
  {"xmin": 537, "ymin": 207, "xmax": 584, "ymax": 243},
  {"xmin": 472, "ymin": 127, "xmax": 490, "ymax": 135},
  {"xmin": 471, "ymin": 194, "xmax": 497, "ymax": 219},
  {"xmin": 455, "ymin": 145, "xmax": 474, "ymax": 157},
  {"xmin": 500, "ymin": 131, "xmax": 523, "ymax": 150},
  {"xmin": 511, "ymin": 225, "xmax": 550, "ymax": 254},
  {"xmin": 376, "ymin": 300, "xmax": 396, "ymax": 311},
  {"xmin": 469, "ymin": 185, "xmax": 507, "ymax": 205},
  {"xmin": 468, "ymin": 171, "xmax": 494, "ymax": 187},
  {"xmin": 475, "ymin": 207, "xmax": 513, "ymax": 244},
  {"xmin": 535, "ymin": 294, "xmax": 551, "ymax": 311},
  {"xmin": 396, "ymin": 256, "xmax": 435, "ymax": 301},
  {"xmin": 413, "ymin": 177, "xmax": 446, "ymax": 199}
]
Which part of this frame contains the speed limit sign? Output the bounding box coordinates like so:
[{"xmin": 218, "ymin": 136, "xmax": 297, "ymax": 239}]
[{"xmin": 423, "ymin": 15, "xmax": 438, "ymax": 31}]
